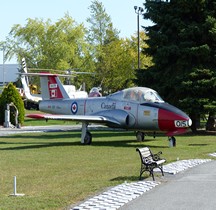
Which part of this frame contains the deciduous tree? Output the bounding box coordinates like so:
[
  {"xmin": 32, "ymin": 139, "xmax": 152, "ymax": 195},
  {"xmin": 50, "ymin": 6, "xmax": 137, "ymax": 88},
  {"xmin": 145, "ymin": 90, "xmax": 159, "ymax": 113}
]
[{"xmin": 5, "ymin": 13, "xmax": 93, "ymax": 89}]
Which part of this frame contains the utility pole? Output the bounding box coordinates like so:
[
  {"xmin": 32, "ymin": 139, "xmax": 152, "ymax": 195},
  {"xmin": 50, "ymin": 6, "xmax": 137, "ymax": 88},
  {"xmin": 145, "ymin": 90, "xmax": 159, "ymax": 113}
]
[
  {"xmin": 0, "ymin": 45, "xmax": 5, "ymax": 86},
  {"xmin": 134, "ymin": 6, "xmax": 144, "ymax": 70}
]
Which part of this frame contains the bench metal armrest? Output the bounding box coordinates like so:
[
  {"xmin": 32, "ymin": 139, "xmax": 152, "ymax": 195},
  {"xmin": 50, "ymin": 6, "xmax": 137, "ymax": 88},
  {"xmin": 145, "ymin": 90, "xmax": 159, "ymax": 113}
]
[
  {"xmin": 143, "ymin": 156, "xmax": 154, "ymax": 165},
  {"xmin": 152, "ymin": 151, "xmax": 162, "ymax": 161}
]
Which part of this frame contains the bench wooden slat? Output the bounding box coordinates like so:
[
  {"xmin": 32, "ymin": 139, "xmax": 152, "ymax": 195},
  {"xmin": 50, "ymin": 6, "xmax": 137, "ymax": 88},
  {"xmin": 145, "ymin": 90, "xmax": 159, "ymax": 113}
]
[
  {"xmin": 156, "ymin": 159, "xmax": 166, "ymax": 165},
  {"xmin": 136, "ymin": 147, "xmax": 166, "ymax": 181}
]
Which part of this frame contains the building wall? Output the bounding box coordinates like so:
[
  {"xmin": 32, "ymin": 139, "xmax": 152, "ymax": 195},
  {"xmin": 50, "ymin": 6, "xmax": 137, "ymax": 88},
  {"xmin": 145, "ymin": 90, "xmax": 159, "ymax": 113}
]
[{"xmin": 0, "ymin": 64, "xmax": 19, "ymax": 85}]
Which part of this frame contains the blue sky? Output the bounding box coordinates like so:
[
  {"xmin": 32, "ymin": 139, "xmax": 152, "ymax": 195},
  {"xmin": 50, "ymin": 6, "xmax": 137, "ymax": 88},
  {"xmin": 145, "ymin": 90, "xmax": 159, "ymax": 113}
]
[{"xmin": 0, "ymin": 0, "xmax": 149, "ymax": 63}]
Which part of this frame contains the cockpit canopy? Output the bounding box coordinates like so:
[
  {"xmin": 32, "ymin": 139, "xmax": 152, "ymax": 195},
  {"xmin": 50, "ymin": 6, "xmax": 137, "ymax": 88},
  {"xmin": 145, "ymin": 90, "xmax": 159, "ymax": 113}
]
[{"xmin": 109, "ymin": 87, "xmax": 164, "ymax": 103}]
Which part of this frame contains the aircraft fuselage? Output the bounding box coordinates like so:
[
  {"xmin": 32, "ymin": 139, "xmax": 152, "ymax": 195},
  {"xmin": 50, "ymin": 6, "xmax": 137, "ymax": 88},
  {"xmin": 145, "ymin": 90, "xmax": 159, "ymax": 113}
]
[{"xmin": 39, "ymin": 96, "xmax": 191, "ymax": 136}]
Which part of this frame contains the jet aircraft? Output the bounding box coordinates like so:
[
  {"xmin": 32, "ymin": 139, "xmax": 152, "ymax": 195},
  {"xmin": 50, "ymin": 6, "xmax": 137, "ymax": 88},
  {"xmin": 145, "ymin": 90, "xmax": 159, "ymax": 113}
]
[{"xmin": 26, "ymin": 73, "xmax": 192, "ymax": 145}]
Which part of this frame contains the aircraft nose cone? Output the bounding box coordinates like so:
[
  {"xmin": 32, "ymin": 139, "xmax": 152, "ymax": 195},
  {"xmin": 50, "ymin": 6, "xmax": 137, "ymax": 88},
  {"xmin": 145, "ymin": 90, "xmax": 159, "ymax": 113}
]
[
  {"xmin": 188, "ymin": 118, "xmax": 192, "ymax": 126},
  {"xmin": 158, "ymin": 103, "xmax": 191, "ymax": 135}
]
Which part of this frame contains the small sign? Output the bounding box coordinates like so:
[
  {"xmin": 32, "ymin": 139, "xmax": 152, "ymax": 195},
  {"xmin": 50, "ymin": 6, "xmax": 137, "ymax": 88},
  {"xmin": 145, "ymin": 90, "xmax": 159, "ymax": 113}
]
[
  {"xmin": 144, "ymin": 110, "xmax": 150, "ymax": 116},
  {"xmin": 49, "ymin": 84, "xmax": 58, "ymax": 88}
]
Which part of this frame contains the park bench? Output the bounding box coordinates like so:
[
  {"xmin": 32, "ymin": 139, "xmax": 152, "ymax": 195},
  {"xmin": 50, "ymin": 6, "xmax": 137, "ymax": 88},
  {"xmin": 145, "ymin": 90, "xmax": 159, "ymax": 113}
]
[{"xmin": 136, "ymin": 147, "xmax": 166, "ymax": 181}]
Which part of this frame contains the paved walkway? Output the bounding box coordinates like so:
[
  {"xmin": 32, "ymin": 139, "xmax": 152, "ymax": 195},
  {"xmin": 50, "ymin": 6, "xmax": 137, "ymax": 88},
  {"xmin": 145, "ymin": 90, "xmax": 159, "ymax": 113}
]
[
  {"xmin": 120, "ymin": 160, "xmax": 216, "ymax": 210},
  {"xmin": 71, "ymin": 159, "xmax": 213, "ymax": 210}
]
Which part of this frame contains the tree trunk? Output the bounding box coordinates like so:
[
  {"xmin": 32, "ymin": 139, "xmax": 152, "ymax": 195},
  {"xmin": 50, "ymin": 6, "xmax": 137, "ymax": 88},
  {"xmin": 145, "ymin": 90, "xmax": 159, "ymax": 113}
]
[
  {"xmin": 206, "ymin": 112, "xmax": 216, "ymax": 131},
  {"xmin": 189, "ymin": 113, "xmax": 198, "ymax": 133}
]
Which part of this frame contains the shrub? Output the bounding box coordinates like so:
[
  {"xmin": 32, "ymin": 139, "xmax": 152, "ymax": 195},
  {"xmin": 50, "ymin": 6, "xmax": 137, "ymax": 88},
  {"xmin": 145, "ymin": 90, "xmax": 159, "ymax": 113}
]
[{"xmin": 0, "ymin": 83, "xmax": 25, "ymax": 126}]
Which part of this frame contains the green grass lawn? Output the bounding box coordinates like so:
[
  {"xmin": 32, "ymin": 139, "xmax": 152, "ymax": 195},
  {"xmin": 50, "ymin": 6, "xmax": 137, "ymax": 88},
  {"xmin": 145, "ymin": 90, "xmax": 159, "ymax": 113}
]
[{"xmin": 0, "ymin": 129, "xmax": 215, "ymax": 209}]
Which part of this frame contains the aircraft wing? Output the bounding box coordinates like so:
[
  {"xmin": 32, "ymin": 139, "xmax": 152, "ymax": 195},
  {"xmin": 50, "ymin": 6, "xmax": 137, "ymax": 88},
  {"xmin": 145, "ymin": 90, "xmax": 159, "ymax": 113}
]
[{"xmin": 26, "ymin": 110, "xmax": 128, "ymax": 127}]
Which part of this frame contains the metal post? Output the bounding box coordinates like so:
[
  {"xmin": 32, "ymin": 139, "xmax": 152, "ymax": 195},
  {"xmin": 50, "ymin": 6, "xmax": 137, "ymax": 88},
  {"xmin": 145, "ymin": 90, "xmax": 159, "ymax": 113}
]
[
  {"xmin": 3, "ymin": 47, "xmax": 5, "ymax": 87},
  {"xmin": 137, "ymin": 13, "xmax": 140, "ymax": 70},
  {"xmin": 0, "ymin": 45, "xmax": 5, "ymax": 86},
  {"xmin": 13, "ymin": 176, "xmax": 17, "ymax": 195},
  {"xmin": 134, "ymin": 6, "xmax": 144, "ymax": 70},
  {"xmin": 10, "ymin": 176, "xmax": 25, "ymax": 196},
  {"xmin": 4, "ymin": 104, "xmax": 11, "ymax": 128}
]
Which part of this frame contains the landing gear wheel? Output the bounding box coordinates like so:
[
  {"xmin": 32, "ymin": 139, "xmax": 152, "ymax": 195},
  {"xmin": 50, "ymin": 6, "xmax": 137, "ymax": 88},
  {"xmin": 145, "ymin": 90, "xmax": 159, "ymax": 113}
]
[
  {"xmin": 84, "ymin": 131, "xmax": 92, "ymax": 145},
  {"xmin": 136, "ymin": 131, "xmax": 145, "ymax": 142}
]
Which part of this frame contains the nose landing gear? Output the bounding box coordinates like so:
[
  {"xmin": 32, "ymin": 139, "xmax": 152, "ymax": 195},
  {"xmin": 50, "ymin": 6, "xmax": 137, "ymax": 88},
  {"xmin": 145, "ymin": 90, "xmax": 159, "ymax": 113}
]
[{"xmin": 168, "ymin": 136, "xmax": 176, "ymax": 147}]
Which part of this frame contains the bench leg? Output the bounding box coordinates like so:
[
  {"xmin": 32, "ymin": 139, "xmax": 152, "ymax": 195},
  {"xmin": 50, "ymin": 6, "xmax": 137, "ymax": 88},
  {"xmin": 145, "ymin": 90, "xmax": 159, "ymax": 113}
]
[
  {"xmin": 158, "ymin": 165, "xmax": 164, "ymax": 176},
  {"xmin": 140, "ymin": 167, "xmax": 156, "ymax": 181},
  {"xmin": 150, "ymin": 170, "xmax": 155, "ymax": 181},
  {"xmin": 139, "ymin": 166, "xmax": 162, "ymax": 181},
  {"xmin": 139, "ymin": 174, "xmax": 142, "ymax": 180},
  {"xmin": 139, "ymin": 168, "xmax": 145, "ymax": 180}
]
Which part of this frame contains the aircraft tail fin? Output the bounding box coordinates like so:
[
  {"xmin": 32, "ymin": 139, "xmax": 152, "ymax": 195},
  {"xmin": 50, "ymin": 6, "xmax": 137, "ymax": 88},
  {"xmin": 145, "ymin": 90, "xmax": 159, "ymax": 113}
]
[
  {"xmin": 21, "ymin": 58, "xmax": 28, "ymax": 73},
  {"xmin": 21, "ymin": 58, "xmax": 32, "ymax": 99},
  {"xmin": 20, "ymin": 75, "xmax": 31, "ymax": 98},
  {"xmin": 21, "ymin": 58, "xmax": 29, "ymax": 84},
  {"xmin": 20, "ymin": 58, "xmax": 42, "ymax": 103},
  {"xmin": 40, "ymin": 74, "xmax": 70, "ymax": 100},
  {"xmin": 21, "ymin": 58, "xmax": 69, "ymax": 100}
]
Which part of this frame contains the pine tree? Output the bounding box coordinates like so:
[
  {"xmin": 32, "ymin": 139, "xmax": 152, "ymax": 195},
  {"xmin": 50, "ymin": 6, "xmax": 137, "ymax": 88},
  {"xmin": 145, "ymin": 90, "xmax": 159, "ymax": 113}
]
[{"xmin": 137, "ymin": 0, "xmax": 216, "ymax": 131}]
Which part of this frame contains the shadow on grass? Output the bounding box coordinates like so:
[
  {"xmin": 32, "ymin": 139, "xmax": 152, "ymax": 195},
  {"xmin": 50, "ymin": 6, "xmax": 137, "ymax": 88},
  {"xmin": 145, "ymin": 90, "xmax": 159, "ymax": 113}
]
[
  {"xmin": 0, "ymin": 129, "xmax": 170, "ymax": 150},
  {"xmin": 0, "ymin": 141, "xmax": 81, "ymax": 150},
  {"xmin": 188, "ymin": 144, "xmax": 208, "ymax": 146},
  {"xmin": 0, "ymin": 132, "xmax": 80, "ymax": 140},
  {"xmin": 92, "ymin": 140, "xmax": 167, "ymax": 149},
  {"xmin": 0, "ymin": 130, "xmax": 135, "ymax": 140},
  {"xmin": 110, "ymin": 176, "xmax": 139, "ymax": 182},
  {"xmin": 0, "ymin": 139, "xmax": 167, "ymax": 151}
]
